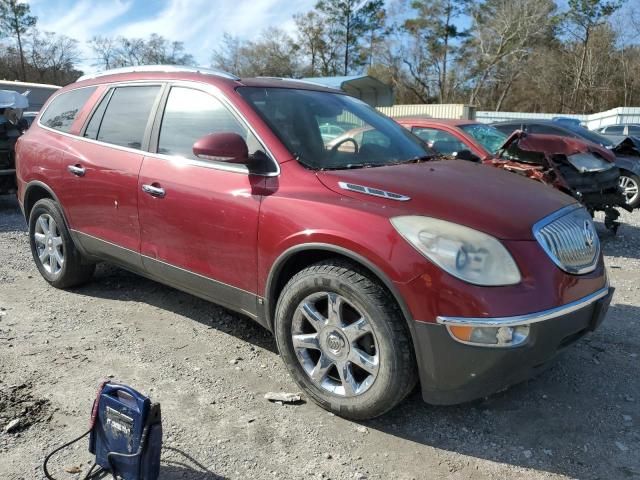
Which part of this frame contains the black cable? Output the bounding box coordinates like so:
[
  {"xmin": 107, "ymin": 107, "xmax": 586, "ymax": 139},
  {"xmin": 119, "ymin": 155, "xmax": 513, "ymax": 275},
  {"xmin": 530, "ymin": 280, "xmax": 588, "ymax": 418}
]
[
  {"xmin": 106, "ymin": 425, "xmax": 150, "ymax": 479},
  {"xmin": 43, "ymin": 428, "xmax": 104, "ymax": 480}
]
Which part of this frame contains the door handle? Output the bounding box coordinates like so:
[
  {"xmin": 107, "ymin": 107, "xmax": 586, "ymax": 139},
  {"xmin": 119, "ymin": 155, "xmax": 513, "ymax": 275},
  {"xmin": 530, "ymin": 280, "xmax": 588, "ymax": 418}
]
[
  {"xmin": 67, "ymin": 164, "xmax": 85, "ymax": 177},
  {"xmin": 141, "ymin": 184, "xmax": 166, "ymax": 198}
]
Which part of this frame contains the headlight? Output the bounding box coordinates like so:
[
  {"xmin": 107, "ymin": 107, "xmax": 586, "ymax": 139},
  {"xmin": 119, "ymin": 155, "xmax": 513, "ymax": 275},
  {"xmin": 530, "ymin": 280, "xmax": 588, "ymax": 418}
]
[{"xmin": 391, "ymin": 216, "xmax": 521, "ymax": 286}]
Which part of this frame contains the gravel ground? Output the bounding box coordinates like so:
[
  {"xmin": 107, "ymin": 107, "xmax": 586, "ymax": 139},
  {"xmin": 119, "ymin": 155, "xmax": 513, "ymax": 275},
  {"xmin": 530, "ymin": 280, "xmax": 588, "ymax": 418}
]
[{"xmin": 0, "ymin": 193, "xmax": 638, "ymax": 480}]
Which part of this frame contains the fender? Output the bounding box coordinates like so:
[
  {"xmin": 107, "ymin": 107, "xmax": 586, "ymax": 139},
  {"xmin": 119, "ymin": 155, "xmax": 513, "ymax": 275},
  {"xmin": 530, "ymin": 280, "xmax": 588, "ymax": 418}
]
[{"xmin": 264, "ymin": 242, "xmax": 415, "ymax": 331}]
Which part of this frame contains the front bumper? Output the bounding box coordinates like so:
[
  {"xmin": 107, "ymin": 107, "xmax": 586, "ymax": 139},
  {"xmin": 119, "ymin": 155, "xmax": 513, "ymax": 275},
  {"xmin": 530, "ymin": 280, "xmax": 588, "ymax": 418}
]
[{"xmin": 414, "ymin": 286, "xmax": 614, "ymax": 405}]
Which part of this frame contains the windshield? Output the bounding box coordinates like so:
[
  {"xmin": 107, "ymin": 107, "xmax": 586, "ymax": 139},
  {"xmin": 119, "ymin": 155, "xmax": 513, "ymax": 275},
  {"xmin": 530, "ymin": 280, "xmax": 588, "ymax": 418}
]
[
  {"xmin": 563, "ymin": 123, "xmax": 614, "ymax": 147},
  {"xmin": 237, "ymin": 87, "xmax": 430, "ymax": 169},
  {"xmin": 459, "ymin": 123, "xmax": 508, "ymax": 154}
]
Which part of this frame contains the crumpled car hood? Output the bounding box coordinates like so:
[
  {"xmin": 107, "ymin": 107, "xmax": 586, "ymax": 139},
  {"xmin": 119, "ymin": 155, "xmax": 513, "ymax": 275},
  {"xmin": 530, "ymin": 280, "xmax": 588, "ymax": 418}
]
[
  {"xmin": 316, "ymin": 159, "xmax": 576, "ymax": 240},
  {"xmin": 500, "ymin": 131, "xmax": 616, "ymax": 162}
]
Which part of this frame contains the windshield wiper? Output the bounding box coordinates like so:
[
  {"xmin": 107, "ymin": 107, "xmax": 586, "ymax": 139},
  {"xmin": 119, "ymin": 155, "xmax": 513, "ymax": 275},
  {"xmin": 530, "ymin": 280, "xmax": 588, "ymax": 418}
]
[
  {"xmin": 395, "ymin": 154, "xmax": 433, "ymax": 164},
  {"xmin": 321, "ymin": 162, "xmax": 384, "ymax": 170}
]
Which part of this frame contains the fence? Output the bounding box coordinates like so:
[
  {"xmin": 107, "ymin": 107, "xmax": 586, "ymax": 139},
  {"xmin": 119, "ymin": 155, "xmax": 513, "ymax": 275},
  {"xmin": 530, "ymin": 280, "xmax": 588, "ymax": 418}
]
[
  {"xmin": 475, "ymin": 107, "xmax": 640, "ymax": 130},
  {"xmin": 375, "ymin": 103, "xmax": 640, "ymax": 130}
]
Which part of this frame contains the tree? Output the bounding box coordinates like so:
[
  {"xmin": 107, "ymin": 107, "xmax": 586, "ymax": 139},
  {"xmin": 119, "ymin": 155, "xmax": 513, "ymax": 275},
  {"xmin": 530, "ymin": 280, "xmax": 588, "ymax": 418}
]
[
  {"xmin": 28, "ymin": 30, "xmax": 81, "ymax": 84},
  {"xmin": 0, "ymin": 0, "xmax": 37, "ymax": 81},
  {"xmin": 403, "ymin": 0, "xmax": 468, "ymax": 103},
  {"xmin": 211, "ymin": 28, "xmax": 301, "ymax": 77},
  {"xmin": 294, "ymin": 11, "xmax": 340, "ymax": 76},
  {"xmin": 565, "ymin": 0, "xmax": 622, "ymax": 110},
  {"xmin": 465, "ymin": 0, "xmax": 557, "ymax": 107},
  {"xmin": 89, "ymin": 34, "xmax": 194, "ymax": 70},
  {"xmin": 315, "ymin": 0, "xmax": 386, "ymax": 75}
]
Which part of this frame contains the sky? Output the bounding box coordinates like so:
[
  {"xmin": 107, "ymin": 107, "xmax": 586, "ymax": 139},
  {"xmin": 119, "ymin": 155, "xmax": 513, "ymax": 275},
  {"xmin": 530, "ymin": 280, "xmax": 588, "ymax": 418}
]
[{"xmin": 24, "ymin": 0, "xmax": 317, "ymax": 73}]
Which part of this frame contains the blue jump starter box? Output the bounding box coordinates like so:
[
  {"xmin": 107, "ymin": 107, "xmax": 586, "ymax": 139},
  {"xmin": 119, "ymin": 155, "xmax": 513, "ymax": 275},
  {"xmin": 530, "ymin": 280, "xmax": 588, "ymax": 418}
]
[{"xmin": 89, "ymin": 382, "xmax": 162, "ymax": 480}]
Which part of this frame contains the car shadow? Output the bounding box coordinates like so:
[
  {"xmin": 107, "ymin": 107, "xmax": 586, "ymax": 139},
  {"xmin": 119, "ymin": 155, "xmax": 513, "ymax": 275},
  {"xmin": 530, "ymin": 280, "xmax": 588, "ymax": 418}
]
[
  {"xmin": 360, "ymin": 301, "xmax": 640, "ymax": 479},
  {"xmin": 72, "ymin": 263, "xmax": 277, "ymax": 354}
]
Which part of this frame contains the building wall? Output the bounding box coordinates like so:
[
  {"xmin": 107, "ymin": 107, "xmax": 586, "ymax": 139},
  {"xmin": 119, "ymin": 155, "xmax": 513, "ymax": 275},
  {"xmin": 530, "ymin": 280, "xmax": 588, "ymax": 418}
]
[{"xmin": 377, "ymin": 104, "xmax": 475, "ymax": 120}]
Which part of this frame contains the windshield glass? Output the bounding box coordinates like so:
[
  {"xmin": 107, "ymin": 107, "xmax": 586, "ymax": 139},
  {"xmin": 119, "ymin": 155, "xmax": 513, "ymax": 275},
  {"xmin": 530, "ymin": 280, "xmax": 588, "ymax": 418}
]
[
  {"xmin": 563, "ymin": 123, "xmax": 614, "ymax": 147},
  {"xmin": 237, "ymin": 87, "xmax": 430, "ymax": 169},
  {"xmin": 459, "ymin": 123, "xmax": 508, "ymax": 154}
]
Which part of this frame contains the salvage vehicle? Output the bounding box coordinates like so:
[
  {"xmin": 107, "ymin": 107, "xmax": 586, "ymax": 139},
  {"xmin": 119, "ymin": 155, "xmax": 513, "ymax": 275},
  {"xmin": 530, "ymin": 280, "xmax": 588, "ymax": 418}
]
[
  {"xmin": 0, "ymin": 90, "xmax": 29, "ymax": 195},
  {"xmin": 16, "ymin": 66, "xmax": 613, "ymax": 419},
  {"xmin": 492, "ymin": 119, "xmax": 640, "ymax": 208},
  {"xmin": 396, "ymin": 118, "xmax": 631, "ymax": 232},
  {"xmin": 595, "ymin": 124, "xmax": 640, "ymax": 137}
]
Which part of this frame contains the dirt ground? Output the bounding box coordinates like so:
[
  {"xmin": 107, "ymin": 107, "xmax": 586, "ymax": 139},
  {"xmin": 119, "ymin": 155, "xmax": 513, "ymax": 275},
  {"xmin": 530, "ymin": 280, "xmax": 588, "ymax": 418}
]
[{"xmin": 0, "ymin": 193, "xmax": 638, "ymax": 480}]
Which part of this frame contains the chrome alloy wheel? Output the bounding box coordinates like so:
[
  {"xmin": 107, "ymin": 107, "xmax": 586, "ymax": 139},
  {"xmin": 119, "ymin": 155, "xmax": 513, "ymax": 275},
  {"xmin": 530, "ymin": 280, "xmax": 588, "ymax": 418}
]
[
  {"xmin": 619, "ymin": 175, "xmax": 639, "ymax": 205},
  {"xmin": 291, "ymin": 292, "xmax": 379, "ymax": 397},
  {"xmin": 33, "ymin": 213, "xmax": 64, "ymax": 276}
]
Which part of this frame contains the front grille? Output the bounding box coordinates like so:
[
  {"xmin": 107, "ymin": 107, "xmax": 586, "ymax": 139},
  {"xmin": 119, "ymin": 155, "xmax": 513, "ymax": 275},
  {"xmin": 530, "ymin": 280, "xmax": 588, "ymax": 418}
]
[{"xmin": 533, "ymin": 205, "xmax": 600, "ymax": 274}]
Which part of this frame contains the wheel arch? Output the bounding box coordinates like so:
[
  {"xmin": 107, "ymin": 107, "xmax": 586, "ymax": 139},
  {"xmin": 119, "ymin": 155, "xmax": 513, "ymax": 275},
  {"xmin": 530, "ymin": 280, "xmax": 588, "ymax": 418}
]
[
  {"xmin": 24, "ymin": 181, "xmax": 64, "ymax": 221},
  {"xmin": 264, "ymin": 244, "xmax": 415, "ymax": 334}
]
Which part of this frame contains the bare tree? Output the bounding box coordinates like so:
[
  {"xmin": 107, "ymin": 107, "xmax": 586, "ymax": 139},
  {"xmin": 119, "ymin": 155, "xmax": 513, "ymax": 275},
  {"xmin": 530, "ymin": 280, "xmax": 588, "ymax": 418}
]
[
  {"xmin": 565, "ymin": 0, "xmax": 622, "ymax": 110},
  {"xmin": 0, "ymin": 0, "xmax": 37, "ymax": 81},
  {"xmin": 212, "ymin": 28, "xmax": 301, "ymax": 78},
  {"xmin": 89, "ymin": 34, "xmax": 194, "ymax": 70},
  {"xmin": 28, "ymin": 30, "xmax": 81, "ymax": 84},
  {"xmin": 465, "ymin": 0, "xmax": 557, "ymax": 106}
]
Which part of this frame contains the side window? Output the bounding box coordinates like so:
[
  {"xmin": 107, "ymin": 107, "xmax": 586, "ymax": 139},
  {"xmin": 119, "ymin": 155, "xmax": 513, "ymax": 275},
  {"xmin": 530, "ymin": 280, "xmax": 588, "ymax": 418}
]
[
  {"xmin": 528, "ymin": 124, "xmax": 565, "ymax": 135},
  {"xmin": 83, "ymin": 90, "xmax": 112, "ymax": 139},
  {"xmin": 157, "ymin": 87, "xmax": 261, "ymax": 160},
  {"xmin": 411, "ymin": 127, "xmax": 469, "ymax": 155},
  {"xmin": 88, "ymin": 86, "xmax": 161, "ymax": 150},
  {"xmin": 39, "ymin": 87, "xmax": 97, "ymax": 133},
  {"xmin": 606, "ymin": 125, "xmax": 624, "ymax": 135},
  {"xmin": 627, "ymin": 126, "xmax": 640, "ymax": 135}
]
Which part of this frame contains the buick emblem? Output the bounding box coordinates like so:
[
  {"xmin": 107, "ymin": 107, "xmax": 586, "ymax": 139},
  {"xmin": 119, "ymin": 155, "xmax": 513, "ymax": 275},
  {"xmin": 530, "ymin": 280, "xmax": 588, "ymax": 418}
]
[
  {"xmin": 584, "ymin": 220, "xmax": 595, "ymax": 248},
  {"xmin": 326, "ymin": 333, "xmax": 345, "ymax": 352}
]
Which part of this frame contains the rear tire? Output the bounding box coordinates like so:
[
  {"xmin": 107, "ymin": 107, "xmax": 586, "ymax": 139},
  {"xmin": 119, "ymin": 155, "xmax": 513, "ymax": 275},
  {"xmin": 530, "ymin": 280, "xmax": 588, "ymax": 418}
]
[
  {"xmin": 29, "ymin": 198, "xmax": 95, "ymax": 288},
  {"xmin": 274, "ymin": 260, "xmax": 417, "ymax": 420}
]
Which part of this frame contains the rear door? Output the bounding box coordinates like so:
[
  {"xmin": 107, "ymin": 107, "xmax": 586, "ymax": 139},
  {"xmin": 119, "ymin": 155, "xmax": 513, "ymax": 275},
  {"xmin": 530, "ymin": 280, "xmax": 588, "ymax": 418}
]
[
  {"xmin": 137, "ymin": 83, "xmax": 274, "ymax": 317},
  {"xmin": 62, "ymin": 84, "xmax": 163, "ymax": 266}
]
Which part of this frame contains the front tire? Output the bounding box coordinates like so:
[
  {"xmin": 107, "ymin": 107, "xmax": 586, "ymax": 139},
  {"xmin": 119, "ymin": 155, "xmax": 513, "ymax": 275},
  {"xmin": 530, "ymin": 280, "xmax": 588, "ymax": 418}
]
[
  {"xmin": 29, "ymin": 198, "xmax": 95, "ymax": 288},
  {"xmin": 619, "ymin": 171, "xmax": 640, "ymax": 209},
  {"xmin": 274, "ymin": 260, "xmax": 417, "ymax": 420}
]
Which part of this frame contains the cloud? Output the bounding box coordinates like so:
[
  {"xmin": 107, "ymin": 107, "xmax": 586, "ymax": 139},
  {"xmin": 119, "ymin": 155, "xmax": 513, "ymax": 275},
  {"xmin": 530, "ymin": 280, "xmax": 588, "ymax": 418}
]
[
  {"xmin": 25, "ymin": 0, "xmax": 315, "ymax": 73},
  {"xmin": 37, "ymin": 0, "xmax": 132, "ymax": 43},
  {"xmin": 116, "ymin": 0, "xmax": 314, "ymax": 64}
]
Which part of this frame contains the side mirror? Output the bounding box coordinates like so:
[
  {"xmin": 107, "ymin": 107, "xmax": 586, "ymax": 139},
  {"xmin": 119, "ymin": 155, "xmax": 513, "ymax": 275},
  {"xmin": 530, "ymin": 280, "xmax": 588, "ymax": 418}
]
[
  {"xmin": 454, "ymin": 149, "xmax": 480, "ymax": 162},
  {"xmin": 192, "ymin": 132, "xmax": 249, "ymax": 163}
]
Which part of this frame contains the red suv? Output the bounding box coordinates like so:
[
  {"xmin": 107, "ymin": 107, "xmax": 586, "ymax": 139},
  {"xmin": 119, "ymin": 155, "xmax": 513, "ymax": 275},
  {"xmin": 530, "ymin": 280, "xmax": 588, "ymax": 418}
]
[{"xmin": 16, "ymin": 66, "xmax": 612, "ymax": 419}]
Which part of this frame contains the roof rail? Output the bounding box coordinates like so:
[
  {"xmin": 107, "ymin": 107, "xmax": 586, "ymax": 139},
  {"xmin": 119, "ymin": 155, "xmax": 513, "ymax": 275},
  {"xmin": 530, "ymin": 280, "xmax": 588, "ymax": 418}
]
[{"xmin": 76, "ymin": 65, "xmax": 240, "ymax": 82}]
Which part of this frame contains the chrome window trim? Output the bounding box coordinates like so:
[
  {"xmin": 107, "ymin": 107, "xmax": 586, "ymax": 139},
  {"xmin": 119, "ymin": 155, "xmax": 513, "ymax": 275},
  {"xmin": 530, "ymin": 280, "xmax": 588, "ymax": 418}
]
[
  {"xmin": 437, "ymin": 283, "xmax": 610, "ymax": 328},
  {"xmin": 149, "ymin": 80, "xmax": 279, "ymax": 176},
  {"xmin": 144, "ymin": 151, "xmax": 251, "ymax": 175},
  {"xmin": 532, "ymin": 203, "xmax": 600, "ymax": 275},
  {"xmin": 37, "ymin": 79, "xmax": 281, "ymax": 177}
]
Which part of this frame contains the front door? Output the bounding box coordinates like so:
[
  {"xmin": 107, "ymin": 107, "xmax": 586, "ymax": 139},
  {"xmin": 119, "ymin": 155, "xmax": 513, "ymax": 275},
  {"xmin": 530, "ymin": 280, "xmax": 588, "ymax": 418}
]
[
  {"xmin": 62, "ymin": 85, "xmax": 162, "ymax": 267},
  {"xmin": 138, "ymin": 85, "xmax": 271, "ymax": 318}
]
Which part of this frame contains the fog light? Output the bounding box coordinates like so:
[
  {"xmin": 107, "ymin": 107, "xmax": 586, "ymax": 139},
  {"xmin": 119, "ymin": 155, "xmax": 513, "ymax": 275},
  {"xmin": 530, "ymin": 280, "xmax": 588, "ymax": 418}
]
[{"xmin": 447, "ymin": 325, "xmax": 530, "ymax": 347}]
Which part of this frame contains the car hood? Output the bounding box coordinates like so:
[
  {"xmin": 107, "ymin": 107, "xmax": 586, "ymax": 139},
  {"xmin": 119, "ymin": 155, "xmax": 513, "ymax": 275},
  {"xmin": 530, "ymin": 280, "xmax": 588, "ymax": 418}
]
[
  {"xmin": 316, "ymin": 159, "xmax": 576, "ymax": 240},
  {"xmin": 607, "ymin": 135, "xmax": 640, "ymax": 157}
]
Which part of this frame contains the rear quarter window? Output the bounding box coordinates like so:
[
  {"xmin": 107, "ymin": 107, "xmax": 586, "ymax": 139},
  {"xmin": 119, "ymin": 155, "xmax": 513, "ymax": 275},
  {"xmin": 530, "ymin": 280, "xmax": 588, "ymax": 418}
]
[{"xmin": 39, "ymin": 87, "xmax": 97, "ymax": 133}]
